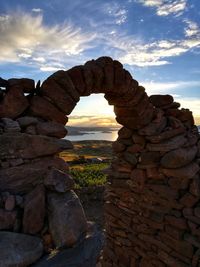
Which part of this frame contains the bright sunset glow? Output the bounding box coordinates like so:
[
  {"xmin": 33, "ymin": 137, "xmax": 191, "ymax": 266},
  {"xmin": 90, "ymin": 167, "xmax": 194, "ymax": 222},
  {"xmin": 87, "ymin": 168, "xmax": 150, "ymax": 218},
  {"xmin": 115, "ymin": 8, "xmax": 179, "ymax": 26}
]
[{"xmin": 0, "ymin": 0, "xmax": 200, "ymax": 126}]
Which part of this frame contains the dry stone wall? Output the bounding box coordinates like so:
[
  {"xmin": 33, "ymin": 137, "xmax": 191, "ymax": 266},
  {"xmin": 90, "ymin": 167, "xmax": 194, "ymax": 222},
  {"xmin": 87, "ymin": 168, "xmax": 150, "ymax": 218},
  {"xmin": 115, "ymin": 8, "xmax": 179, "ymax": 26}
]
[{"xmin": 0, "ymin": 56, "xmax": 200, "ymax": 267}]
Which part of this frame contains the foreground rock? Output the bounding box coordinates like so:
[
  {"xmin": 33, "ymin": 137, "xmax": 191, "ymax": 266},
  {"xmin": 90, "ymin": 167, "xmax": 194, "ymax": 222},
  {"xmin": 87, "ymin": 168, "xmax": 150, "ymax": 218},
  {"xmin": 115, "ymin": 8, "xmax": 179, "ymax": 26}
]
[
  {"xmin": 0, "ymin": 231, "xmax": 43, "ymax": 267},
  {"xmin": 0, "ymin": 157, "xmax": 68, "ymax": 194},
  {"xmin": 0, "ymin": 133, "xmax": 73, "ymax": 159},
  {"xmin": 32, "ymin": 226, "xmax": 104, "ymax": 267},
  {"xmin": 48, "ymin": 191, "xmax": 87, "ymax": 248}
]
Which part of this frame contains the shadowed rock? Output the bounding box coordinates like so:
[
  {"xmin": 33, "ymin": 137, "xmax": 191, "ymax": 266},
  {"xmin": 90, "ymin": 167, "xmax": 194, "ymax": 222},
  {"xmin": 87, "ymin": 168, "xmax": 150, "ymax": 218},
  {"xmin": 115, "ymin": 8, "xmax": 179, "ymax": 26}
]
[{"xmin": 0, "ymin": 231, "xmax": 43, "ymax": 267}]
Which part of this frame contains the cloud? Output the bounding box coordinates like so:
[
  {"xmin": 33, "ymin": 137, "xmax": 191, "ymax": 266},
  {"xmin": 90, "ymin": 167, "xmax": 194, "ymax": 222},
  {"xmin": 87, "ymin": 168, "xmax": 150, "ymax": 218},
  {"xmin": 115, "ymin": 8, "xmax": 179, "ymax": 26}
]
[
  {"xmin": 184, "ymin": 19, "xmax": 200, "ymax": 37},
  {"xmin": 142, "ymin": 80, "xmax": 200, "ymax": 94},
  {"xmin": 103, "ymin": 3, "xmax": 128, "ymax": 25},
  {"xmin": 32, "ymin": 8, "xmax": 43, "ymax": 13},
  {"xmin": 105, "ymin": 27, "xmax": 200, "ymax": 66},
  {"xmin": 0, "ymin": 11, "xmax": 95, "ymax": 69},
  {"xmin": 137, "ymin": 0, "xmax": 187, "ymax": 16},
  {"xmin": 68, "ymin": 115, "xmax": 117, "ymax": 127}
]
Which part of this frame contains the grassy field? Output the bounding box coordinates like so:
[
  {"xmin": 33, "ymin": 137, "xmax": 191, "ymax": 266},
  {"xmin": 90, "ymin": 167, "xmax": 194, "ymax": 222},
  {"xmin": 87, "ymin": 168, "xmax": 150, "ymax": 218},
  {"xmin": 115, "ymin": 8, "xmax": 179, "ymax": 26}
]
[
  {"xmin": 60, "ymin": 140, "xmax": 113, "ymax": 161},
  {"xmin": 70, "ymin": 163, "xmax": 108, "ymax": 188},
  {"xmin": 60, "ymin": 140, "xmax": 112, "ymax": 188}
]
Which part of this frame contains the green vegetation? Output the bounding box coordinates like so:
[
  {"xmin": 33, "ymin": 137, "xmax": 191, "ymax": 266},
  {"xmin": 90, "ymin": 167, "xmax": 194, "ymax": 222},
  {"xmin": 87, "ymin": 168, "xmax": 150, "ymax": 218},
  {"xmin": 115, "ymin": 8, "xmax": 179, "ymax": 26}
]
[{"xmin": 69, "ymin": 163, "xmax": 108, "ymax": 188}]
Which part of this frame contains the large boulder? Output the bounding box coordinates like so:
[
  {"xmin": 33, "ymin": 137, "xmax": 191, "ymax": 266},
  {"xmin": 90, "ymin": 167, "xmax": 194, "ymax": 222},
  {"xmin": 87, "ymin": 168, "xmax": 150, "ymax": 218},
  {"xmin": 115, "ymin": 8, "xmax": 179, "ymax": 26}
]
[
  {"xmin": 23, "ymin": 185, "xmax": 45, "ymax": 234},
  {"xmin": 48, "ymin": 190, "xmax": 87, "ymax": 248},
  {"xmin": 0, "ymin": 209, "xmax": 17, "ymax": 230},
  {"xmin": 8, "ymin": 78, "xmax": 35, "ymax": 93},
  {"xmin": 0, "ymin": 133, "xmax": 73, "ymax": 160},
  {"xmin": 44, "ymin": 169, "xmax": 74, "ymax": 192},
  {"xmin": 32, "ymin": 225, "xmax": 104, "ymax": 267},
  {"xmin": 0, "ymin": 157, "xmax": 68, "ymax": 194},
  {"xmin": 36, "ymin": 121, "xmax": 67, "ymax": 138},
  {"xmin": 41, "ymin": 78, "xmax": 76, "ymax": 114},
  {"xmin": 29, "ymin": 96, "xmax": 68, "ymax": 124},
  {"xmin": 0, "ymin": 231, "xmax": 43, "ymax": 267},
  {"xmin": 0, "ymin": 86, "xmax": 29, "ymax": 118},
  {"xmin": 161, "ymin": 146, "xmax": 197, "ymax": 168}
]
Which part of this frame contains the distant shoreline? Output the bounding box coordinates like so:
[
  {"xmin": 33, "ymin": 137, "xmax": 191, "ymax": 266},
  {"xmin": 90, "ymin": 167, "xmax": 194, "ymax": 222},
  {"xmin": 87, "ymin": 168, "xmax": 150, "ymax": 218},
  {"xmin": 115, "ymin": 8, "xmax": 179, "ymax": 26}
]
[{"xmin": 66, "ymin": 126, "xmax": 119, "ymax": 136}]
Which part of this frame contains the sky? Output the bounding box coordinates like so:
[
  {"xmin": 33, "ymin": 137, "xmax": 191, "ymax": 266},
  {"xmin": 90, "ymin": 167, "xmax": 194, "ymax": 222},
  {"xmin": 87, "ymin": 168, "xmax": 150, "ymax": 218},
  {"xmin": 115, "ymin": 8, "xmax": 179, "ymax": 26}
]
[{"xmin": 0, "ymin": 0, "xmax": 200, "ymax": 127}]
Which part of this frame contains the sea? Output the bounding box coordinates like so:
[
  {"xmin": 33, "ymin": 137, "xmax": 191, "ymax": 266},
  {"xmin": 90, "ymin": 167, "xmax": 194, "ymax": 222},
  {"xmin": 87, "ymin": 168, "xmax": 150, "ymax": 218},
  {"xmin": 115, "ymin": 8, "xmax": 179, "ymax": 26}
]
[{"xmin": 66, "ymin": 130, "xmax": 118, "ymax": 141}]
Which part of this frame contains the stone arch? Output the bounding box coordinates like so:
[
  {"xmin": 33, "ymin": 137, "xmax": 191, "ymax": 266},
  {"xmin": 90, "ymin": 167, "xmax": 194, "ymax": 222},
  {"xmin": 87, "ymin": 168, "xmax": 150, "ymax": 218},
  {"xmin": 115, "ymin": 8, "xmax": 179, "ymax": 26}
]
[{"xmin": 0, "ymin": 57, "xmax": 199, "ymax": 267}]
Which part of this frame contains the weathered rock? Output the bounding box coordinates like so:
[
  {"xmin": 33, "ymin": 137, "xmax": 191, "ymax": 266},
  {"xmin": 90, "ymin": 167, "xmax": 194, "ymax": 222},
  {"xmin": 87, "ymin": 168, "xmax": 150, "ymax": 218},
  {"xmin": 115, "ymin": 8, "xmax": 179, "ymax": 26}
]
[
  {"xmin": 161, "ymin": 146, "xmax": 197, "ymax": 168},
  {"xmin": 0, "ymin": 157, "xmax": 68, "ymax": 194},
  {"xmin": 29, "ymin": 96, "xmax": 68, "ymax": 124},
  {"xmin": 46, "ymin": 70, "xmax": 80, "ymax": 102},
  {"xmin": 118, "ymin": 127, "xmax": 133, "ymax": 139},
  {"xmin": 0, "ymin": 209, "xmax": 17, "ymax": 230},
  {"xmin": 147, "ymin": 134, "xmax": 187, "ymax": 152},
  {"xmin": 1, "ymin": 118, "xmax": 21, "ymax": 133},
  {"xmin": 23, "ymin": 185, "xmax": 45, "ymax": 234},
  {"xmin": 0, "ymin": 86, "xmax": 29, "ymax": 118},
  {"xmin": 25, "ymin": 125, "xmax": 37, "ymax": 135},
  {"xmin": 96, "ymin": 56, "xmax": 114, "ymax": 92},
  {"xmin": 36, "ymin": 121, "xmax": 67, "ymax": 138},
  {"xmin": 84, "ymin": 60, "xmax": 104, "ymax": 93},
  {"xmin": 0, "ymin": 231, "xmax": 43, "ymax": 267},
  {"xmin": 161, "ymin": 162, "xmax": 200, "ymax": 179},
  {"xmin": 5, "ymin": 195, "xmax": 15, "ymax": 211},
  {"xmin": 48, "ymin": 190, "xmax": 87, "ymax": 248},
  {"xmin": 0, "ymin": 77, "xmax": 8, "ymax": 87},
  {"xmin": 32, "ymin": 228, "xmax": 104, "ymax": 267},
  {"xmin": 124, "ymin": 152, "xmax": 137, "ymax": 165},
  {"xmin": 0, "ymin": 133, "xmax": 73, "ymax": 159},
  {"xmin": 112, "ymin": 140, "xmax": 126, "ymax": 152},
  {"xmin": 116, "ymin": 104, "xmax": 154, "ymax": 129},
  {"xmin": 8, "ymin": 78, "xmax": 35, "ymax": 93},
  {"xmin": 149, "ymin": 94, "xmax": 173, "ymax": 107},
  {"xmin": 138, "ymin": 111, "xmax": 167, "ymax": 136},
  {"xmin": 16, "ymin": 116, "xmax": 39, "ymax": 127},
  {"xmin": 67, "ymin": 66, "xmax": 86, "ymax": 94},
  {"xmin": 41, "ymin": 78, "xmax": 76, "ymax": 114},
  {"xmin": 146, "ymin": 127, "xmax": 186, "ymax": 143},
  {"xmin": 139, "ymin": 151, "xmax": 160, "ymax": 168},
  {"xmin": 44, "ymin": 169, "xmax": 74, "ymax": 192}
]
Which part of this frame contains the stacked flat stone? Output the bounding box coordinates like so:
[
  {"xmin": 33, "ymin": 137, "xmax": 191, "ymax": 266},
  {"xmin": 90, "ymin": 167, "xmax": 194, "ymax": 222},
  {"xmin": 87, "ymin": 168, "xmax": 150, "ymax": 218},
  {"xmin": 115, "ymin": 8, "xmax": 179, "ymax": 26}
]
[{"xmin": 0, "ymin": 57, "xmax": 200, "ymax": 267}]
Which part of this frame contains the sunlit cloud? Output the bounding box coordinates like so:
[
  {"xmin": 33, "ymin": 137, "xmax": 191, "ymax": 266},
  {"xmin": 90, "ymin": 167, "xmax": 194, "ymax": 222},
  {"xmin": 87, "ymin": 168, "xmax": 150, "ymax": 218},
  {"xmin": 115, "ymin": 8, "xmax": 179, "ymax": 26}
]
[
  {"xmin": 106, "ymin": 30, "xmax": 200, "ymax": 66},
  {"xmin": 143, "ymin": 80, "xmax": 200, "ymax": 95},
  {"xmin": 137, "ymin": 0, "xmax": 187, "ymax": 17},
  {"xmin": 68, "ymin": 115, "xmax": 118, "ymax": 127},
  {"xmin": 0, "ymin": 11, "xmax": 95, "ymax": 69}
]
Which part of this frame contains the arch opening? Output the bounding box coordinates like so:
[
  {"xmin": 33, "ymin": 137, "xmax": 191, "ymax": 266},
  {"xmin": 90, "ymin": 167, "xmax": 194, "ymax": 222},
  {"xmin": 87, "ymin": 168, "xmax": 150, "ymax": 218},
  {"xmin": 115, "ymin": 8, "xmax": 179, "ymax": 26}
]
[{"xmin": 0, "ymin": 57, "xmax": 199, "ymax": 267}]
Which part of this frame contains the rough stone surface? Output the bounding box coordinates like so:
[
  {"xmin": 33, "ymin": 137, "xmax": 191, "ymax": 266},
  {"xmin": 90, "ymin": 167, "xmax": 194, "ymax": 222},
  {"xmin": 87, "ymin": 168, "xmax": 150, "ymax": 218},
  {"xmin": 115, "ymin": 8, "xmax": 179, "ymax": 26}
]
[
  {"xmin": 0, "ymin": 133, "xmax": 72, "ymax": 159},
  {"xmin": 48, "ymin": 190, "xmax": 87, "ymax": 248},
  {"xmin": 8, "ymin": 78, "xmax": 35, "ymax": 93},
  {"xmin": 32, "ymin": 228, "xmax": 104, "ymax": 267},
  {"xmin": 23, "ymin": 185, "xmax": 45, "ymax": 234},
  {"xmin": 0, "ymin": 157, "xmax": 68, "ymax": 194},
  {"xmin": 0, "ymin": 86, "xmax": 29, "ymax": 118},
  {"xmin": 0, "ymin": 231, "xmax": 43, "ymax": 267},
  {"xmin": 29, "ymin": 96, "xmax": 68, "ymax": 124},
  {"xmin": 0, "ymin": 209, "xmax": 16, "ymax": 230},
  {"xmin": 36, "ymin": 121, "xmax": 67, "ymax": 138},
  {"xmin": 44, "ymin": 169, "xmax": 74, "ymax": 192},
  {"xmin": 161, "ymin": 146, "xmax": 197, "ymax": 168}
]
